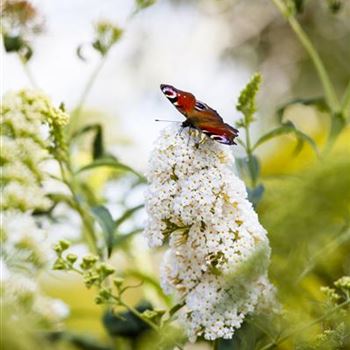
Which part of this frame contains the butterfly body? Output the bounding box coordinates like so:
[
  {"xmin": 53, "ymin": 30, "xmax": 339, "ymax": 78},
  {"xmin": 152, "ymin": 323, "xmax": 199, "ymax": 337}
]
[{"xmin": 160, "ymin": 84, "xmax": 238, "ymax": 145}]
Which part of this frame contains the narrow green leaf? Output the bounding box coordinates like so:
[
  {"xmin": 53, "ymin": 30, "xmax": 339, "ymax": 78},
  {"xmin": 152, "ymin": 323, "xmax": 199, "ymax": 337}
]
[
  {"xmin": 126, "ymin": 270, "xmax": 171, "ymax": 305},
  {"xmin": 3, "ymin": 35, "xmax": 25, "ymax": 53},
  {"xmin": 247, "ymin": 184, "xmax": 265, "ymax": 208},
  {"xmin": 253, "ymin": 121, "xmax": 319, "ymax": 156},
  {"xmin": 248, "ymin": 155, "xmax": 260, "ymax": 185},
  {"xmin": 135, "ymin": 0, "xmax": 157, "ymax": 10},
  {"xmin": 70, "ymin": 123, "xmax": 106, "ymax": 159},
  {"xmin": 76, "ymin": 158, "xmax": 146, "ymax": 182},
  {"xmin": 277, "ymin": 97, "xmax": 329, "ymax": 123},
  {"xmin": 235, "ymin": 156, "xmax": 260, "ymax": 183},
  {"xmin": 76, "ymin": 44, "xmax": 88, "ymax": 62},
  {"xmin": 71, "ymin": 124, "xmax": 101, "ymax": 140},
  {"xmin": 92, "ymin": 205, "xmax": 115, "ymax": 257},
  {"xmin": 48, "ymin": 193, "xmax": 76, "ymax": 208},
  {"xmin": 102, "ymin": 301, "xmax": 152, "ymax": 338},
  {"xmin": 115, "ymin": 204, "xmax": 144, "ymax": 229},
  {"xmin": 169, "ymin": 302, "xmax": 185, "ymax": 317},
  {"xmin": 252, "ymin": 122, "xmax": 295, "ymax": 150},
  {"xmin": 47, "ymin": 331, "xmax": 112, "ymax": 350},
  {"xmin": 293, "ymin": 129, "xmax": 319, "ymax": 157},
  {"xmin": 113, "ymin": 228, "xmax": 143, "ymax": 248},
  {"xmin": 92, "ymin": 125, "xmax": 104, "ymax": 159}
]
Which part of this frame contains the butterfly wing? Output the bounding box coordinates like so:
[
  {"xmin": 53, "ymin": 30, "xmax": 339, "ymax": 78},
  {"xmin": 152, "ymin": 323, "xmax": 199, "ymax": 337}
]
[
  {"xmin": 160, "ymin": 84, "xmax": 239, "ymax": 145},
  {"xmin": 195, "ymin": 121, "xmax": 238, "ymax": 145},
  {"xmin": 188, "ymin": 102, "xmax": 238, "ymax": 145}
]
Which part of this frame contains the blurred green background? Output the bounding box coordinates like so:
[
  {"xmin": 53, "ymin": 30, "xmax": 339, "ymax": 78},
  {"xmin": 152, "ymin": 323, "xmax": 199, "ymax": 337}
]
[{"xmin": 2, "ymin": 0, "xmax": 350, "ymax": 349}]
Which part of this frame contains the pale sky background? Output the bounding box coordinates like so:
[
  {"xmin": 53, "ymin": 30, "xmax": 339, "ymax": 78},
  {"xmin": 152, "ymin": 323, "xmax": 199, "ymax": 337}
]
[{"xmin": 2, "ymin": 0, "xmax": 255, "ymax": 170}]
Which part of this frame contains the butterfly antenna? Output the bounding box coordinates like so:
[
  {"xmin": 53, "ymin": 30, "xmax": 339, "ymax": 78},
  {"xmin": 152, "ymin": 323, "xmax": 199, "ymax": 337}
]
[{"xmin": 154, "ymin": 119, "xmax": 180, "ymax": 123}]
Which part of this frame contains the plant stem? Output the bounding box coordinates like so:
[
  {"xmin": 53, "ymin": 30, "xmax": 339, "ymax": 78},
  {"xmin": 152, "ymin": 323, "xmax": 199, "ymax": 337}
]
[
  {"xmin": 341, "ymin": 79, "xmax": 350, "ymax": 119},
  {"xmin": 271, "ymin": 0, "xmax": 340, "ymax": 112},
  {"xmin": 212, "ymin": 339, "xmax": 219, "ymax": 350},
  {"xmin": 244, "ymin": 123, "xmax": 257, "ymax": 188},
  {"xmin": 296, "ymin": 224, "xmax": 350, "ymax": 283},
  {"xmin": 118, "ymin": 300, "xmax": 160, "ymax": 332},
  {"xmin": 59, "ymin": 161, "xmax": 98, "ymax": 255},
  {"xmin": 259, "ymin": 298, "xmax": 350, "ymax": 350},
  {"xmin": 69, "ymin": 54, "xmax": 109, "ymax": 134},
  {"xmin": 20, "ymin": 58, "xmax": 39, "ymax": 89}
]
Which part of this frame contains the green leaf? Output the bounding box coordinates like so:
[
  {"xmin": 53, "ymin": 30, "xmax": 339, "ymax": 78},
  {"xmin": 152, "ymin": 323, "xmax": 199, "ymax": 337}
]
[
  {"xmin": 168, "ymin": 302, "xmax": 185, "ymax": 317},
  {"xmin": 327, "ymin": 0, "xmax": 343, "ymax": 13},
  {"xmin": 293, "ymin": 128, "xmax": 320, "ymax": 157},
  {"xmin": 76, "ymin": 158, "xmax": 146, "ymax": 182},
  {"xmin": 253, "ymin": 122, "xmax": 296, "ymax": 150},
  {"xmin": 93, "ymin": 21, "xmax": 123, "ymax": 56},
  {"xmin": 92, "ymin": 125, "xmax": 104, "ymax": 159},
  {"xmin": 236, "ymin": 156, "xmax": 260, "ymax": 185},
  {"xmin": 248, "ymin": 154, "xmax": 260, "ymax": 185},
  {"xmin": 135, "ymin": 0, "xmax": 157, "ymax": 10},
  {"xmin": 76, "ymin": 44, "xmax": 88, "ymax": 62},
  {"xmin": 126, "ymin": 270, "xmax": 171, "ymax": 305},
  {"xmin": 3, "ymin": 35, "xmax": 25, "ymax": 52},
  {"xmin": 277, "ymin": 97, "xmax": 329, "ymax": 123},
  {"xmin": 236, "ymin": 73, "xmax": 262, "ymax": 126},
  {"xmin": 115, "ymin": 204, "xmax": 144, "ymax": 229},
  {"xmin": 113, "ymin": 228, "xmax": 143, "ymax": 248},
  {"xmin": 329, "ymin": 112, "xmax": 346, "ymax": 144},
  {"xmin": 47, "ymin": 193, "xmax": 76, "ymax": 208},
  {"xmin": 102, "ymin": 301, "xmax": 152, "ymax": 338},
  {"xmin": 293, "ymin": 0, "xmax": 305, "ymax": 13},
  {"xmin": 253, "ymin": 121, "xmax": 319, "ymax": 157},
  {"xmin": 71, "ymin": 124, "xmax": 106, "ymax": 160},
  {"xmin": 247, "ymin": 184, "xmax": 265, "ymax": 208},
  {"xmin": 47, "ymin": 331, "xmax": 112, "ymax": 350},
  {"xmin": 92, "ymin": 206, "xmax": 115, "ymax": 257}
]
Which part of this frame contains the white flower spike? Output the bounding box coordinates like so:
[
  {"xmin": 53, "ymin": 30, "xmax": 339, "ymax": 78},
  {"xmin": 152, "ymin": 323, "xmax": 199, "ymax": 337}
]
[{"xmin": 144, "ymin": 125, "xmax": 274, "ymax": 341}]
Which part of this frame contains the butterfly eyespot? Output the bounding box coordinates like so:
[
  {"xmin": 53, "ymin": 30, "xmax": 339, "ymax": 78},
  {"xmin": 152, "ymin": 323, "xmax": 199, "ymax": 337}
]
[
  {"xmin": 195, "ymin": 102, "xmax": 207, "ymax": 111},
  {"xmin": 161, "ymin": 86, "xmax": 177, "ymax": 99}
]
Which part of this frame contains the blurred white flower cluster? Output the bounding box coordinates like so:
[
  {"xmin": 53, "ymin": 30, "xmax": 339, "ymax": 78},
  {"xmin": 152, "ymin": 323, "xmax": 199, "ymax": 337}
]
[
  {"xmin": 1, "ymin": 90, "xmax": 70, "ymax": 328},
  {"xmin": 144, "ymin": 125, "xmax": 274, "ymax": 341},
  {"xmin": 1, "ymin": 89, "xmax": 69, "ymax": 211},
  {"xmin": 1, "ymin": 211, "xmax": 70, "ymax": 326}
]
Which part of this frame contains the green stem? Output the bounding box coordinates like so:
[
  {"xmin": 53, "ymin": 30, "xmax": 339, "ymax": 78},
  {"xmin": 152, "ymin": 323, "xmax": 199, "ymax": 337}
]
[
  {"xmin": 59, "ymin": 161, "xmax": 98, "ymax": 255},
  {"xmin": 259, "ymin": 298, "xmax": 350, "ymax": 350},
  {"xmin": 212, "ymin": 339, "xmax": 219, "ymax": 350},
  {"xmin": 20, "ymin": 58, "xmax": 39, "ymax": 89},
  {"xmin": 341, "ymin": 79, "xmax": 350, "ymax": 119},
  {"xmin": 118, "ymin": 300, "xmax": 159, "ymax": 332},
  {"xmin": 296, "ymin": 224, "xmax": 350, "ymax": 283},
  {"xmin": 271, "ymin": 0, "xmax": 340, "ymax": 112},
  {"xmin": 245, "ymin": 124, "xmax": 257, "ymax": 188},
  {"xmin": 68, "ymin": 54, "xmax": 109, "ymax": 134}
]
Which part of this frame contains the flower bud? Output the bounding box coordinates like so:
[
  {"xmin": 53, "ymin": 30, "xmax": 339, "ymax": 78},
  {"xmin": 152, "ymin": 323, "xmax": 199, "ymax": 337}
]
[
  {"xmin": 113, "ymin": 277, "xmax": 124, "ymax": 288},
  {"xmin": 96, "ymin": 263, "xmax": 115, "ymax": 279},
  {"xmin": 66, "ymin": 253, "xmax": 78, "ymax": 264},
  {"xmin": 53, "ymin": 257, "xmax": 66, "ymax": 270},
  {"xmin": 80, "ymin": 254, "xmax": 98, "ymax": 270}
]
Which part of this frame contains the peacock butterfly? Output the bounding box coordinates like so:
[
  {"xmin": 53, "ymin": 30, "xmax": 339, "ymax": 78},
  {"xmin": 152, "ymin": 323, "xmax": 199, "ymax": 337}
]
[{"xmin": 160, "ymin": 84, "xmax": 238, "ymax": 145}]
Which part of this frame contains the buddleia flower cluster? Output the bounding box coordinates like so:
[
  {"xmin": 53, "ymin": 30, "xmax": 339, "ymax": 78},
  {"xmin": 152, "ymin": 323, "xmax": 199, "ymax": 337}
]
[
  {"xmin": 1, "ymin": 90, "xmax": 70, "ymax": 328},
  {"xmin": 1, "ymin": 210, "xmax": 70, "ymax": 327},
  {"xmin": 144, "ymin": 125, "xmax": 275, "ymax": 341},
  {"xmin": 1, "ymin": 89, "xmax": 69, "ymax": 211}
]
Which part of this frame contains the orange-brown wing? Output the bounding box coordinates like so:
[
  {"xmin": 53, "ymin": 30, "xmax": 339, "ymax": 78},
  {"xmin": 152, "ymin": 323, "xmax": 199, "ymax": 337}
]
[{"xmin": 195, "ymin": 121, "xmax": 239, "ymax": 145}]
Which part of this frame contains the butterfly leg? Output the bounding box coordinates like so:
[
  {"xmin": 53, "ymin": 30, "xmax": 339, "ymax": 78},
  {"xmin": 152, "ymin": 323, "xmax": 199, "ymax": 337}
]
[
  {"xmin": 187, "ymin": 130, "xmax": 191, "ymax": 146},
  {"xmin": 177, "ymin": 126, "xmax": 185, "ymax": 137}
]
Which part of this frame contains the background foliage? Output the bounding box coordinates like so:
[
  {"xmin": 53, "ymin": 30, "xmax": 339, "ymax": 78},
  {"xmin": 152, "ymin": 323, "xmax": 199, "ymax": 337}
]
[{"xmin": 1, "ymin": 0, "xmax": 350, "ymax": 349}]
